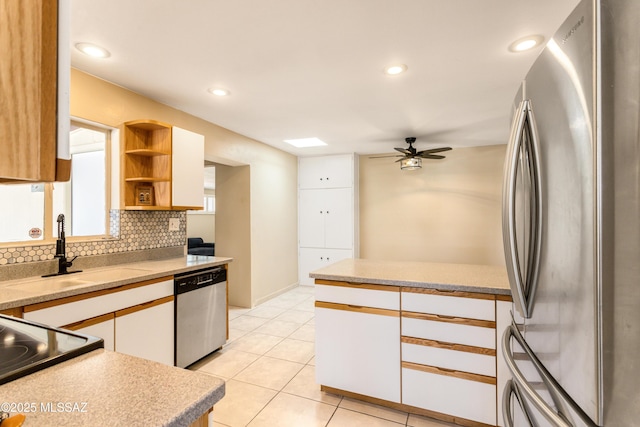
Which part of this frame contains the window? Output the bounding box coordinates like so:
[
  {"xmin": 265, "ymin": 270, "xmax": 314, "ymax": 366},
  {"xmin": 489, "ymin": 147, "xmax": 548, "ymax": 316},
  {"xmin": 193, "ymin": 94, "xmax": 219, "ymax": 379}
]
[{"xmin": 0, "ymin": 121, "xmax": 111, "ymax": 244}]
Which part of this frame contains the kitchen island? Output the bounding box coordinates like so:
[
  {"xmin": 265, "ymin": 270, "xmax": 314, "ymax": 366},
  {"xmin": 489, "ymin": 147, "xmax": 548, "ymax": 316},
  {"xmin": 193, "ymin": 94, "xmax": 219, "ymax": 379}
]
[
  {"xmin": 0, "ymin": 349, "xmax": 224, "ymax": 426},
  {"xmin": 311, "ymin": 259, "xmax": 511, "ymax": 427}
]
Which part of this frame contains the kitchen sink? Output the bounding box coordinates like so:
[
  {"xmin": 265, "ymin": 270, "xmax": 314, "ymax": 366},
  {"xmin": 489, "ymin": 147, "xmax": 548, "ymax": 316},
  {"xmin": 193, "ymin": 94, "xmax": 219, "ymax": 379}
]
[{"xmin": 8, "ymin": 268, "xmax": 152, "ymax": 293}]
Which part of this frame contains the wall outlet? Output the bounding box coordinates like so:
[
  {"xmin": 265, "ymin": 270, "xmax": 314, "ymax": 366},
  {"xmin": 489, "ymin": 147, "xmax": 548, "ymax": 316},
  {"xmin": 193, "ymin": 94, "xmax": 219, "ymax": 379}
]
[{"xmin": 169, "ymin": 218, "xmax": 180, "ymax": 231}]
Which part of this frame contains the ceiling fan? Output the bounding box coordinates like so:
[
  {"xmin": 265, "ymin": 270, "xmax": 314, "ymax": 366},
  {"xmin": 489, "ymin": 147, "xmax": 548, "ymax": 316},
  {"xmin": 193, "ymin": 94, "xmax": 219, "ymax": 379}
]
[{"xmin": 370, "ymin": 137, "xmax": 452, "ymax": 170}]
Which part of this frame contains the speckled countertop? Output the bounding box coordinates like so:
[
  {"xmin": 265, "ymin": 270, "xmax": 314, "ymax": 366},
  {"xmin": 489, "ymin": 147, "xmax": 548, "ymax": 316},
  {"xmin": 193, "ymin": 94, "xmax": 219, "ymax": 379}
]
[
  {"xmin": 1, "ymin": 349, "xmax": 225, "ymax": 426},
  {"xmin": 310, "ymin": 258, "xmax": 511, "ymax": 295},
  {"xmin": 0, "ymin": 255, "xmax": 233, "ymax": 310}
]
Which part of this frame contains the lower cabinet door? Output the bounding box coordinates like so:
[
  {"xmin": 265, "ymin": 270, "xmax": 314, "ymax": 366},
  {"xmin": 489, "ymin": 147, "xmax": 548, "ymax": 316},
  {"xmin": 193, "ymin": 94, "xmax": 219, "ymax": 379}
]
[
  {"xmin": 315, "ymin": 305, "xmax": 400, "ymax": 402},
  {"xmin": 65, "ymin": 313, "xmax": 115, "ymax": 351},
  {"xmin": 299, "ymin": 248, "xmax": 352, "ymax": 286},
  {"xmin": 402, "ymin": 366, "xmax": 497, "ymax": 426},
  {"xmin": 115, "ymin": 297, "xmax": 174, "ymax": 366}
]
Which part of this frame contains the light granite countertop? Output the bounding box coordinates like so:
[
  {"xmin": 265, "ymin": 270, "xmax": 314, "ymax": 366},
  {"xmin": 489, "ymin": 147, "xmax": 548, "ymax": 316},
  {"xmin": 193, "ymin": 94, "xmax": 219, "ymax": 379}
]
[
  {"xmin": 310, "ymin": 258, "xmax": 511, "ymax": 295},
  {"xmin": 0, "ymin": 349, "xmax": 224, "ymax": 426},
  {"xmin": 0, "ymin": 255, "xmax": 233, "ymax": 310}
]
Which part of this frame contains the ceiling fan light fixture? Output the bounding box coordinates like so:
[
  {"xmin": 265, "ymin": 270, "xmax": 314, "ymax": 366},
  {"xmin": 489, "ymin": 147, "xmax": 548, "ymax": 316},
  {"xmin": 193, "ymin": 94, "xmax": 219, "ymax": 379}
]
[
  {"xmin": 400, "ymin": 157, "xmax": 421, "ymax": 170},
  {"xmin": 384, "ymin": 64, "xmax": 407, "ymax": 75}
]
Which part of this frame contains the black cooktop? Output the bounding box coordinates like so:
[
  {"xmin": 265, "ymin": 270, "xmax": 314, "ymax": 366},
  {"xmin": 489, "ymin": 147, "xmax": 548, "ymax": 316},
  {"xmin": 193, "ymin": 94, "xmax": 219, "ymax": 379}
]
[{"xmin": 0, "ymin": 314, "xmax": 104, "ymax": 385}]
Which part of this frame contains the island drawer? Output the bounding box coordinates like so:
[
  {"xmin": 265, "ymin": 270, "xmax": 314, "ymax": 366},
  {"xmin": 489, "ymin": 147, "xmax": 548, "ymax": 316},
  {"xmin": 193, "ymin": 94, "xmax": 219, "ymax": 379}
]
[
  {"xmin": 402, "ymin": 364, "xmax": 496, "ymax": 426},
  {"xmin": 315, "ymin": 280, "xmax": 399, "ymax": 310},
  {"xmin": 401, "ymin": 287, "xmax": 495, "ymax": 321},
  {"xmin": 401, "ymin": 313, "xmax": 496, "ymax": 349},
  {"xmin": 401, "ymin": 337, "xmax": 496, "ymax": 377}
]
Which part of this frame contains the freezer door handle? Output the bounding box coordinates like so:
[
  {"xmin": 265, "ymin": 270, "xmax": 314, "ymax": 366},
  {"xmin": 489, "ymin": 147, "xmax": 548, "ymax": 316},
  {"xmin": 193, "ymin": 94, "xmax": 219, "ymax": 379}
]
[
  {"xmin": 502, "ymin": 379, "xmax": 536, "ymax": 427},
  {"xmin": 502, "ymin": 324, "xmax": 573, "ymax": 427},
  {"xmin": 502, "ymin": 99, "xmax": 543, "ymax": 319}
]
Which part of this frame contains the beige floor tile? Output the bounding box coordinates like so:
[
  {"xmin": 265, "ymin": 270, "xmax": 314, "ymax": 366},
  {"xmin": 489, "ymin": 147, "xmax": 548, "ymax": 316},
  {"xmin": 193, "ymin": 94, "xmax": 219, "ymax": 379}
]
[
  {"xmin": 293, "ymin": 297, "xmax": 316, "ymax": 312},
  {"xmin": 282, "ymin": 364, "xmax": 342, "ymax": 406},
  {"xmin": 225, "ymin": 332, "xmax": 283, "ymax": 355},
  {"xmin": 196, "ymin": 348, "xmax": 260, "ymax": 379},
  {"xmin": 306, "ymin": 317, "xmax": 316, "ymax": 325},
  {"xmin": 294, "ymin": 285, "xmax": 315, "ymax": 294},
  {"xmin": 228, "ymin": 306, "xmax": 252, "ymax": 320},
  {"xmin": 339, "ymin": 397, "xmax": 409, "ymax": 424},
  {"xmin": 265, "ymin": 338, "xmax": 315, "ymax": 364},
  {"xmin": 276, "ymin": 309, "xmax": 315, "ymax": 324},
  {"xmin": 261, "ymin": 293, "xmax": 311, "ymax": 309},
  {"xmin": 211, "ymin": 379, "xmax": 277, "ymax": 427},
  {"xmin": 288, "ymin": 323, "xmax": 315, "ymax": 342},
  {"xmin": 307, "ymin": 356, "xmax": 315, "ymax": 366},
  {"xmin": 234, "ymin": 356, "xmax": 304, "ymax": 390},
  {"xmin": 229, "ymin": 315, "xmax": 270, "ymax": 331},
  {"xmin": 227, "ymin": 327, "xmax": 249, "ymax": 343},
  {"xmin": 247, "ymin": 392, "xmax": 336, "ymax": 427},
  {"xmin": 254, "ymin": 319, "xmax": 303, "ymax": 337},
  {"xmin": 328, "ymin": 408, "xmax": 406, "ymax": 427},
  {"xmin": 246, "ymin": 306, "xmax": 286, "ymax": 319},
  {"xmin": 407, "ymin": 413, "xmax": 459, "ymax": 427}
]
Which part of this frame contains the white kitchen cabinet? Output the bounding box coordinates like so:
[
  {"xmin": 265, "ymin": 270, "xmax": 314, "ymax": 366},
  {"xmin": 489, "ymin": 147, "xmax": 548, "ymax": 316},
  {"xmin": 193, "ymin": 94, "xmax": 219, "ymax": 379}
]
[
  {"xmin": 299, "ymin": 154, "xmax": 354, "ymax": 189},
  {"xmin": 315, "ymin": 282, "xmax": 400, "ymax": 402},
  {"xmin": 298, "ymin": 154, "xmax": 358, "ymax": 285},
  {"xmin": 23, "ymin": 277, "xmax": 175, "ymax": 365},
  {"xmin": 299, "ymin": 188, "xmax": 353, "ymax": 249},
  {"xmin": 400, "ymin": 287, "xmax": 500, "ymax": 426},
  {"xmin": 298, "ymin": 248, "xmax": 352, "ymax": 286},
  {"xmin": 65, "ymin": 313, "xmax": 115, "ymax": 351},
  {"xmin": 172, "ymin": 126, "xmax": 205, "ymax": 209},
  {"xmin": 115, "ymin": 296, "xmax": 174, "ymax": 366},
  {"xmin": 496, "ymin": 299, "xmax": 514, "ymax": 427},
  {"xmin": 315, "ymin": 304, "xmax": 400, "ymax": 402},
  {"xmin": 402, "ymin": 365, "xmax": 497, "ymax": 426}
]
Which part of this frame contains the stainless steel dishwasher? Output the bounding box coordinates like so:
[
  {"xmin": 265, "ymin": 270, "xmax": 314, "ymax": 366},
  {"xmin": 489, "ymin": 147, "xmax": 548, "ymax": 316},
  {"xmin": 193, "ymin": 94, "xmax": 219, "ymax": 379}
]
[{"xmin": 174, "ymin": 266, "xmax": 227, "ymax": 368}]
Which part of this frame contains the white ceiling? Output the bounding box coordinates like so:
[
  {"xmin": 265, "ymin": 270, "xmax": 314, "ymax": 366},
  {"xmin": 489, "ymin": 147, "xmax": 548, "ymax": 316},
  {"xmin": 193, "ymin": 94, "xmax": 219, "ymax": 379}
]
[{"xmin": 70, "ymin": 0, "xmax": 579, "ymax": 157}]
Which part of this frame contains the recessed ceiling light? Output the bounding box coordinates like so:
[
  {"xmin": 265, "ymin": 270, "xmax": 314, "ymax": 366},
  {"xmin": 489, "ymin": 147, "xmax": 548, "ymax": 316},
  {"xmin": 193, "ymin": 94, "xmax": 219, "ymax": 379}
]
[
  {"xmin": 284, "ymin": 137, "xmax": 327, "ymax": 148},
  {"xmin": 75, "ymin": 42, "xmax": 110, "ymax": 58},
  {"xmin": 508, "ymin": 35, "xmax": 545, "ymax": 52},
  {"xmin": 384, "ymin": 64, "xmax": 408, "ymax": 75},
  {"xmin": 208, "ymin": 88, "xmax": 230, "ymax": 97}
]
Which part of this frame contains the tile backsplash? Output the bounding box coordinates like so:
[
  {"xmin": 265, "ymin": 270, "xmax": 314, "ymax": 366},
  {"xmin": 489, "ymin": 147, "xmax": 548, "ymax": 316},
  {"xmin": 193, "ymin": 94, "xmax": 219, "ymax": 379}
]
[{"xmin": 0, "ymin": 210, "xmax": 186, "ymax": 266}]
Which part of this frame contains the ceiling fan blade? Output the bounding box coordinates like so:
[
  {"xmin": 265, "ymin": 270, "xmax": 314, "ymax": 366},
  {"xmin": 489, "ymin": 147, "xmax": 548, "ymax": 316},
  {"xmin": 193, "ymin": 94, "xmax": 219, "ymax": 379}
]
[
  {"xmin": 419, "ymin": 154, "xmax": 446, "ymax": 159},
  {"xmin": 416, "ymin": 147, "xmax": 452, "ymax": 155},
  {"xmin": 368, "ymin": 154, "xmax": 404, "ymax": 159},
  {"xmin": 394, "ymin": 147, "xmax": 411, "ymax": 155}
]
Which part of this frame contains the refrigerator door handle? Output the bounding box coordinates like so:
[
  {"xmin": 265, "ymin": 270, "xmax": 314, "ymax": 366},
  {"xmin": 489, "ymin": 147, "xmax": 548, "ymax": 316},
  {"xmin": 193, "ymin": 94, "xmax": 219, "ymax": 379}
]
[
  {"xmin": 503, "ymin": 379, "xmax": 536, "ymax": 427},
  {"xmin": 502, "ymin": 324, "xmax": 573, "ymax": 427},
  {"xmin": 503, "ymin": 99, "xmax": 542, "ymax": 319}
]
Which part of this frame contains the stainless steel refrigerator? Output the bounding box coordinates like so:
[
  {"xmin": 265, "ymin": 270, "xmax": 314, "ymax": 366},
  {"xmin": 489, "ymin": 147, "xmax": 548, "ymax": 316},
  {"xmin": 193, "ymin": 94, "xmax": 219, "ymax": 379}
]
[{"xmin": 501, "ymin": 0, "xmax": 640, "ymax": 425}]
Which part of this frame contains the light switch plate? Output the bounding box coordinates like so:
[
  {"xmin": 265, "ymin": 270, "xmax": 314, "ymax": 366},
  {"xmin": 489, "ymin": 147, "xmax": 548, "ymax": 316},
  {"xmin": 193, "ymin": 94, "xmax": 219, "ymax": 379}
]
[{"xmin": 169, "ymin": 218, "xmax": 180, "ymax": 231}]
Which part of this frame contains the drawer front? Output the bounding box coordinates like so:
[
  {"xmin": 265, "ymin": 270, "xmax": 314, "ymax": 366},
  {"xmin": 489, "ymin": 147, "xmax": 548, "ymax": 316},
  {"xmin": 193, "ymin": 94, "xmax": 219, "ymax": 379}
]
[
  {"xmin": 24, "ymin": 279, "xmax": 173, "ymax": 327},
  {"xmin": 402, "ymin": 366, "xmax": 496, "ymax": 426},
  {"xmin": 402, "ymin": 341, "xmax": 496, "ymax": 377},
  {"xmin": 315, "ymin": 283, "xmax": 399, "ymax": 310},
  {"xmin": 402, "ymin": 289, "xmax": 495, "ymax": 321},
  {"xmin": 402, "ymin": 316, "xmax": 495, "ymax": 349}
]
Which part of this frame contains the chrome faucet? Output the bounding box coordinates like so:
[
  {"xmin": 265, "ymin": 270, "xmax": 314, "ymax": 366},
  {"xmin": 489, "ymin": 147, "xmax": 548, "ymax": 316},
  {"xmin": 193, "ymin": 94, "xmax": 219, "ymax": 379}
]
[{"xmin": 43, "ymin": 214, "xmax": 82, "ymax": 277}]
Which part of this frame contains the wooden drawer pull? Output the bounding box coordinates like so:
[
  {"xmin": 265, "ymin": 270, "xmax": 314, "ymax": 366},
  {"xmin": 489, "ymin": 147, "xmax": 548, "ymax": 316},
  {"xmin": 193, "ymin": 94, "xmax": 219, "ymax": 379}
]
[
  {"xmin": 348, "ymin": 304, "xmax": 363, "ymax": 309},
  {"xmin": 435, "ymin": 314, "xmax": 456, "ymax": 320}
]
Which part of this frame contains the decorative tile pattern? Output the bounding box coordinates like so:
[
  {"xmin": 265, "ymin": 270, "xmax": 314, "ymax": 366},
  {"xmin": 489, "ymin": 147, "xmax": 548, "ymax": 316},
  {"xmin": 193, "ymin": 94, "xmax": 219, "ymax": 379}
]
[{"xmin": 0, "ymin": 210, "xmax": 186, "ymax": 266}]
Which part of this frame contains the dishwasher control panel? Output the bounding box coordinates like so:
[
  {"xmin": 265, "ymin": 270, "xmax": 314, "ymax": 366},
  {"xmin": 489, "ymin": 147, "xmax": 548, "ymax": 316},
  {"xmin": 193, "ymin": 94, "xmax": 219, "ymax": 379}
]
[{"xmin": 174, "ymin": 267, "xmax": 227, "ymax": 295}]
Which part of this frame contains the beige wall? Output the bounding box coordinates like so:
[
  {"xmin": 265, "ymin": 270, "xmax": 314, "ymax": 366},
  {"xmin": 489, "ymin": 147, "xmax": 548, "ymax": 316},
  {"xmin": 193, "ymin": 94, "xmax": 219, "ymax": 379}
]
[
  {"xmin": 186, "ymin": 214, "xmax": 215, "ymax": 242},
  {"xmin": 359, "ymin": 145, "xmax": 506, "ymax": 266},
  {"xmin": 71, "ymin": 69, "xmax": 299, "ymax": 307}
]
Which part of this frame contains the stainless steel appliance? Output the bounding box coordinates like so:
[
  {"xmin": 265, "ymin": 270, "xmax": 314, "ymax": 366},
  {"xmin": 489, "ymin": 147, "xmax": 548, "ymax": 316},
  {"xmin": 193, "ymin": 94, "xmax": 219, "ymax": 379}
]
[
  {"xmin": 501, "ymin": 0, "xmax": 640, "ymax": 425},
  {"xmin": 174, "ymin": 266, "xmax": 227, "ymax": 368},
  {"xmin": 0, "ymin": 314, "xmax": 103, "ymax": 384}
]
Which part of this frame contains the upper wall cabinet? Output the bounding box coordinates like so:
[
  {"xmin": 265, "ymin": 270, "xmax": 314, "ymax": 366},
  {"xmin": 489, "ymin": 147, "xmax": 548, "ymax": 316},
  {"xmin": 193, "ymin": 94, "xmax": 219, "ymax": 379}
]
[
  {"xmin": 121, "ymin": 120, "xmax": 204, "ymax": 210},
  {"xmin": 299, "ymin": 154, "xmax": 354, "ymax": 189},
  {"xmin": 0, "ymin": 0, "xmax": 71, "ymax": 183}
]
